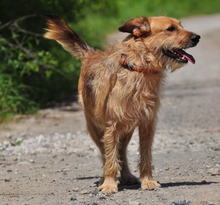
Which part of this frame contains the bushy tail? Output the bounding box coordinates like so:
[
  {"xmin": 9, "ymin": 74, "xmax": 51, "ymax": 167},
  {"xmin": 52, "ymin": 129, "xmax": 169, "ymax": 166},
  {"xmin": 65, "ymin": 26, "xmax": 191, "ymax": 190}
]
[{"xmin": 44, "ymin": 14, "xmax": 93, "ymax": 60}]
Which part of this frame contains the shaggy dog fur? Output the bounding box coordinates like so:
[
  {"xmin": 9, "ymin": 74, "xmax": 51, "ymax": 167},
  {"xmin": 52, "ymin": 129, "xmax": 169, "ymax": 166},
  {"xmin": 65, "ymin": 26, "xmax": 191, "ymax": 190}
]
[{"xmin": 44, "ymin": 14, "xmax": 200, "ymax": 194}]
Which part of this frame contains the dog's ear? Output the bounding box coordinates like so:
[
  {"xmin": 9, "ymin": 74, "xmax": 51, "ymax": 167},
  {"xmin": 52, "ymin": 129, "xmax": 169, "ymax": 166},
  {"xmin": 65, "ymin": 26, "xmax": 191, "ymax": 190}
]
[{"xmin": 118, "ymin": 17, "xmax": 150, "ymax": 37}]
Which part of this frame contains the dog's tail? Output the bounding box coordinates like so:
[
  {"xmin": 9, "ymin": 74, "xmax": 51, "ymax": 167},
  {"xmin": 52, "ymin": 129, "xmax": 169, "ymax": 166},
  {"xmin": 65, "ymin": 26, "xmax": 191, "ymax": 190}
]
[{"xmin": 44, "ymin": 14, "xmax": 93, "ymax": 60}]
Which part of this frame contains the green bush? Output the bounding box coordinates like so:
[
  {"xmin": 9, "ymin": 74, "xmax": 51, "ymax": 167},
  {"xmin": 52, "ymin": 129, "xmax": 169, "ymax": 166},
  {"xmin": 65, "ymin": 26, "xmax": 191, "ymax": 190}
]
[
  {"xmin": 0, "ymin": 0, "xmax": 219, "ymax": 121},
  {"xmin": 0, "ymin": 1, "xmax": 118, "ymax": 120}
]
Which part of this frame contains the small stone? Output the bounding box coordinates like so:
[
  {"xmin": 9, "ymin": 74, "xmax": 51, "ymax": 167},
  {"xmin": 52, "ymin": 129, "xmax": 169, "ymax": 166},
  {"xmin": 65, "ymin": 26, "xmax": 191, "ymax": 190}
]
[
  {"xmin": 3, "ymin": 141, "xmax": 10, "ymax": 148},
  {"xmin": 129, "ymin": 201, "xmax": 141, "ymax": 205},
  {"xmin": 5, "ymin": 133, "xmax": 12, "ymax": 138},
  {"xmin": 70, "ymin": 195, "xmax": 77, "ymax": 201},
  {"xmin": 72, "ymin": 187, "xmax": 79, "ymax": 192},
  {"xmin": 5, "ymin": 178, "xmax": 11, "ymax": 182},
  {"xmin": 207, "ymin": 168, "xmax": 220, "ymax": 176},
  {"xmin": 90, "ymin": 183, "xmax": 97, "ymax": 187},
  {"xmin": 80, "ymin": 190, "xmax": 90, "ymax": 194},
  {"xmin": 18, "ymin": 161, "xmax": 31, "ymax": 165},
  {"xmin": 201, "ymin": 180, "xmax": 208, "ymax": 184},
  {"xmin": 7, "ymin": 169, "xmax": 12, "ymax": 172},
  {"xmin": 172, "ymin": 200, "xmax": 191, "ymax": 205},
  {"xmin": 188, "ymin": 140, "xmax": 194, "ymax": 145},
  {"xmin": 20, "ymin": 133, "xmax": 27, "ymax": 138},
  {"xmin": 99, "ymin": 195, "xmax": 106, "ymax": 200},
  {"xmin": 29, "ymin": 159, "xmax": 35, "ymax": 163},
  {"xmin": 89, "ymin": 190, "xmax": 98, "ymax": 196},
  {"xmin": 0, "ymin": 155, "xmax": 5, "ymax": 161},
  {"xmin": 16, "ymin": 138, "xmax": 23, "ymax": 143},
  {"xmin": 63, "ymin": 168, "xmax": 70, "ymax": 172}
]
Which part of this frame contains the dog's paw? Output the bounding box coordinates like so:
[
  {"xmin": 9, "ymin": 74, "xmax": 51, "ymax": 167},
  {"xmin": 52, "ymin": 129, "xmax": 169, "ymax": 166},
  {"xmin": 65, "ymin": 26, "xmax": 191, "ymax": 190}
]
[
  {"xmin": 98, "ymin": 178, "xmax": 118, "ymax": 194},
  {"xmin": 120, "ymin": 173, "xmax": 140, "ymax": 185},
  {"xmin": 141, "ymin": 179, "xmax": 160, "ymax": 190}
]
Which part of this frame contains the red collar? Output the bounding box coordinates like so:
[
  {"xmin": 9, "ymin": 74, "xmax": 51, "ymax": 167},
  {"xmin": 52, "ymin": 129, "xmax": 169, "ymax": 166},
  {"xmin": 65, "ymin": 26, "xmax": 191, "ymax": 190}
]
[{"xmin": 121, "ymin": 54, "xmax": 158, "ymax": 74}]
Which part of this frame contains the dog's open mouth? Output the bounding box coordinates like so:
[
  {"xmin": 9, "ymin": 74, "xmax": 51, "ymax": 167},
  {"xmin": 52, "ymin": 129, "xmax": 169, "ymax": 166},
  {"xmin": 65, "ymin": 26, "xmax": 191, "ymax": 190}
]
[{"xmin": 162, "ymin": 48, "xmax": 195, "ymax": 64}]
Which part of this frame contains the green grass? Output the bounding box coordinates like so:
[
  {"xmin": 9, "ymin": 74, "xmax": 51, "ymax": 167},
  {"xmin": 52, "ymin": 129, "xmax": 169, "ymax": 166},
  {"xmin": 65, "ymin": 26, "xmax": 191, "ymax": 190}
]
[{"xmin": 116, "ymin": 0, "xmax": 220, "ymax": 21}]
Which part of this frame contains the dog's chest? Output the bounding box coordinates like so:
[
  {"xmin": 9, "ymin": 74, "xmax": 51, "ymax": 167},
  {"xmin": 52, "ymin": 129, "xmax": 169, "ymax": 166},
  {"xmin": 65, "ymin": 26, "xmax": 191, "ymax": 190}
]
[{"xmin": 106, "ymin": 72, "xmax": 163, "ymax": 123}]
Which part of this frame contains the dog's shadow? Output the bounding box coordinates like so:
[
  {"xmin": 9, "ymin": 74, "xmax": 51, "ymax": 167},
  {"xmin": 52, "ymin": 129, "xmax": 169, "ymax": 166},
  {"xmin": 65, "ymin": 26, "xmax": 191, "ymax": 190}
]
[
  {"xmin": 76, "ymin": 176, "xmax": 217, "ymax": 191},
  {"xmin": 118, "ymin": 180, "xmax": 217, "ymax": 191},
  {"xmin": 76, "ymin": 177, "xmax": 217, "ymax": 191}
]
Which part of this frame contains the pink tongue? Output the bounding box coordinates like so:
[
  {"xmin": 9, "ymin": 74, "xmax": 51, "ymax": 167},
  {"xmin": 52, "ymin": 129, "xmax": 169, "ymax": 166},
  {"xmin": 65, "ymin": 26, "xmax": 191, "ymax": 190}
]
[{"xmin": 174, "ymin": 49, "xmax": 196, "ymax": 64}]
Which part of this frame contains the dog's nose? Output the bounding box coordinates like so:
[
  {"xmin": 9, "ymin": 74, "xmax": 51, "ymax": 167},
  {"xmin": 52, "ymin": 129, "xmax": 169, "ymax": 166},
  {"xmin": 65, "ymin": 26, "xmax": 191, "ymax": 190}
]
[{"xmin": 190, "ymin": 34, "xmax": 201, "ymax": 44}]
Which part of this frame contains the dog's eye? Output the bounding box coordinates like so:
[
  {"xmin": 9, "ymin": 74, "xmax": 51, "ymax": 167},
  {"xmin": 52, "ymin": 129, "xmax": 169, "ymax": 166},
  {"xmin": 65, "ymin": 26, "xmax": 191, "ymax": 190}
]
[{"xmin": 166, "ymin": 26, "xmax": 176, "ymax": 31}]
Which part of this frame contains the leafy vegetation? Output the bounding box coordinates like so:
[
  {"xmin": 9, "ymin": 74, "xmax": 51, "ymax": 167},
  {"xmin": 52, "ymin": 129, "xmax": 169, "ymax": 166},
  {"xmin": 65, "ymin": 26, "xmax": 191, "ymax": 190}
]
[{"xmin": 0, "ymin": 0, "xmax": 219, "ymax": 121}]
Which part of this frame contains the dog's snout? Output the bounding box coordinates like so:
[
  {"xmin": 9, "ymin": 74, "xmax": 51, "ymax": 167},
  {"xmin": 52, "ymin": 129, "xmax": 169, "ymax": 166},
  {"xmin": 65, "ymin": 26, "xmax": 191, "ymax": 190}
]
[{"xmin": 190, "ymin": 34, "xmax": 201, "ymax": 44}]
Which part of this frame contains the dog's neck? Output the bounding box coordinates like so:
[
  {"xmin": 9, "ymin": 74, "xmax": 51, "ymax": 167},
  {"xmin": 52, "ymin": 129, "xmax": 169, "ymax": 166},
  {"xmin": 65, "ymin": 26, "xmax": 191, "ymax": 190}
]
[
  {"xmin": 117, "ymin": 37, "xmax": 165, "ymax": 73},
  {"xmin": 121, "ymin": 54, "xmax": 158, "ymax": 74}
]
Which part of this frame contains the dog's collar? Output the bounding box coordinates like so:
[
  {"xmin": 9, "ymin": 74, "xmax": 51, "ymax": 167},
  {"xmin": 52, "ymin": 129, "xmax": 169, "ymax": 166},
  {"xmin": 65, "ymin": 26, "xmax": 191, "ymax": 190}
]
[{"xmin": 121, "ymin": 54, "xmax": 158, "ymax": 74}]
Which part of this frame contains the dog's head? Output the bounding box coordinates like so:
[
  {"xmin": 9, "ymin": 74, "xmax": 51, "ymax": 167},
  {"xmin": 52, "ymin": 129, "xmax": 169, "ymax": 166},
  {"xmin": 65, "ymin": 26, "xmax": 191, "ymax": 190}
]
[{"xmin": 119, "ymin": 16, "xmax": 200, "ymax": 71}]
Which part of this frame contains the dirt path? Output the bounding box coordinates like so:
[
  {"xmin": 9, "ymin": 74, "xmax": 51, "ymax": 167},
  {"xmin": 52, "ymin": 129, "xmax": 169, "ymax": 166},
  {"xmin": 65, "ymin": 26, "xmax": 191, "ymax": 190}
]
[{"xmin": 1, "ymin": 14, "xmax": 220, "ymax": 205}]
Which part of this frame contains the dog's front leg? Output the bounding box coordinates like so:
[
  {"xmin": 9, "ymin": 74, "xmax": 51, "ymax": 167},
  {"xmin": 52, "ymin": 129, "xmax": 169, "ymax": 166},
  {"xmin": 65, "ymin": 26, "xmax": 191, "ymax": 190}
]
[
  {"xmin": 98, "ymin": 126, "xmax": 121, "ymax": 194},
  {"xmin": 138, "ymin": 122, "xmax": 161, "ymax": 190}
]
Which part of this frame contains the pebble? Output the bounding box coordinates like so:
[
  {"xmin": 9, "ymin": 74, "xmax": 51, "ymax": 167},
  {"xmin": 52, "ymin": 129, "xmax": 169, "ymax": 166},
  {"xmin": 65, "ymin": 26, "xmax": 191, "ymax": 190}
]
[
  {"xmin": 29, "ymin": 159, "xmax": 35, "ymax": 163},
  {"xmin": 16, "ymin": 138, "xmax": 23, "ymax": 143},
  {"xmin": 129, "ymin": 201, "xmax": 141, "ymax": 205},
  {"xmin": 20, "ymin": 133, "xmax": 27, "ymax": 138},
  {"xmin": 201, "ymin": 180, "xmax": 208, "ymax": 184},
  {"xmin": 207, "ymin": 168, "xmax": 220, "ymax": 176},
  {"xmin": 80, "ymin": 190, "xmax": 90, "ymax": 194},
  {"xmin": 89, "ymin": 190, "xmax": 99, "ymax": 196},
  {"xmin": 5, "ymin": 178, "xmax": 11, "ymax": 182},
  {"xmin": 207, "ymin": 202, "xmax": 217, "ymax": 205},
  {"xmin": 99, "ymin": 194, "xmax": 106, "ymax": 200},
  {"xmin": 72, "ymin": 187, "xmax": 79, "ymax": 192},
  {"xmin": 5, "ymin": 133, "xmax": 12, "ymax": 138},
  {"xmin": 18, "ymin": 161, "xmax": 31, "ymax": 165},
  {"xmin": 3, "ymin": 141, "xmax": 10, "ymax": 148},
  {"xmin": 172, "ymin": 200, "xmax": 191, "ymax": 205},
  {"xmin": 0, "ymin": 155, "xmax": 5, "ymax": 161},
  {"xmin": 70, "ymin": 195, "xmax": 77, "ymax": 201}
]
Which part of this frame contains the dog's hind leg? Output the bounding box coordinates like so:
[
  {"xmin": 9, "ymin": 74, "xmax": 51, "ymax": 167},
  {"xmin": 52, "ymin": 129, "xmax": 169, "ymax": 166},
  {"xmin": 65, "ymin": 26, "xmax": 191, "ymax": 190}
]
[
  {"xmin": 119, "ymin": 131, "xmax": 140, "ymax": 185},
  {"xmin": 85, "ymin": 114, "xmax": 106, "ymax": 184},
  {"xmin": 85, "ymin": 114, "xmax": 105, "ymax": 158}
]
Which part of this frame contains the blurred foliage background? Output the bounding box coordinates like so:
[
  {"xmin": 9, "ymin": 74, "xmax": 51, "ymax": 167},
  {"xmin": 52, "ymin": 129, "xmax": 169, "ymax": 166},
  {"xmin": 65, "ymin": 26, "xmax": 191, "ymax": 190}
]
[{"xmin": 0, "ymin": 0, "xmax": 219, "ymax": 121}]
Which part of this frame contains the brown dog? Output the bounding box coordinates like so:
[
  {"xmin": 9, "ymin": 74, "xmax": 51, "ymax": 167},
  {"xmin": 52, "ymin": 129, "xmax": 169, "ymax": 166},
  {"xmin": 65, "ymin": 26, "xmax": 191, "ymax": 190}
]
[{"xmin": 44, "ymin": 14, "xmax": 200, "ymax": 194}]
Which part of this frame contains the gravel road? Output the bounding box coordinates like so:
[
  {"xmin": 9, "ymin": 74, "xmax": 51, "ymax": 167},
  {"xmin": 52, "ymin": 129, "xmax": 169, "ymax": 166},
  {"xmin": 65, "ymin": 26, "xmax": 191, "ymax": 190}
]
[{"xmin": 0, "ymin": 14, "xmax": 220, "ymax": 205}]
